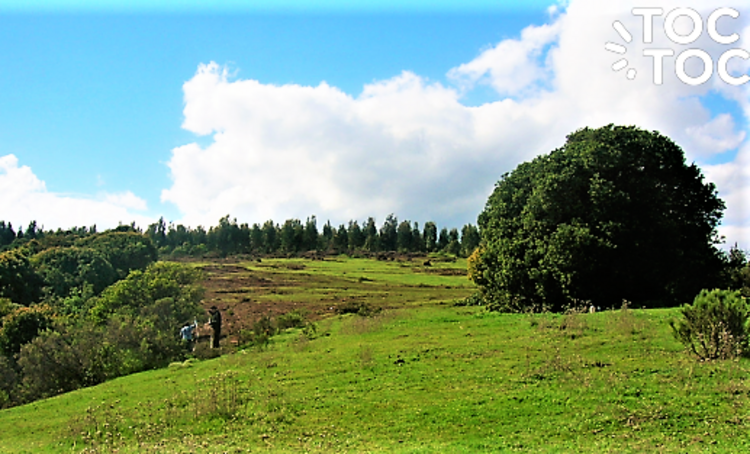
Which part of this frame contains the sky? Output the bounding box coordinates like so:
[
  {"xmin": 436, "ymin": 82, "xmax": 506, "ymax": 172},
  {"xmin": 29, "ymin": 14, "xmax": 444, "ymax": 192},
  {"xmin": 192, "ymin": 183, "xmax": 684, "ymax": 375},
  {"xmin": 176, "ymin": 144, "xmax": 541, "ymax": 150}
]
[{"xmin": 0, "ymin": 0, "xmax": 748, "ymax": 250}]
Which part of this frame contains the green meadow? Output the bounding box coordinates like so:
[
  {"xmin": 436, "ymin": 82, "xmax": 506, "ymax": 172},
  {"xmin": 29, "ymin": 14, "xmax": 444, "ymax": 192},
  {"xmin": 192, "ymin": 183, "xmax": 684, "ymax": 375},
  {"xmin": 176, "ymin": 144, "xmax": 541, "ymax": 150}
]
[{"xmin": 1, "ymin": 257, "xmax": 749, "ymax": 453}]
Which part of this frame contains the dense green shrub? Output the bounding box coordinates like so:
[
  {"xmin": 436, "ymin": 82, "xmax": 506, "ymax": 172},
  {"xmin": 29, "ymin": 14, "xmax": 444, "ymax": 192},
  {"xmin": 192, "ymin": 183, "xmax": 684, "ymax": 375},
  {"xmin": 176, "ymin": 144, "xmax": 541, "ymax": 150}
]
[
  {"xmin": 0, "ymin": 250, "xmax": 43, "ymax": 306},
  {"xmin": 277, "ymin": 310, "xmax": 317, "ymax": 339},
  {"xmin": 76, "ymin": 232, "xmax": 157, "ymax": 278},
  {"xmin": 0, "ymin": 304, "xmax": 55, "ymax": 357},
  {"xmin": 32, "ymin": 246, "xmax": 117, "ymax": 298},
  {"xmin": 3, "ymin": 261, "xmax": 205, "ymax": 404},
  {"xmin": 16, "ymin": 315, "xmax": 189, "ymax": 403},
  {"xmin": 88, "ymin": 262, "xmax": 204, "ymax": 324},
  {"xmin": 670, "ymin": 289, "xmax": 749, "ymax": 360},
  {"xmin": 238, "ymin": 311, "xmax": 317, "ymax": 350},
  {"xmin": 276, "ymin": 310, "xmax": 307, "ymax": 330},
  {"xmin": 739, "ymin": 268, "xmax": 750, "ymax": 298},
  {"xmin": 0, "ymin": 298, "xmax": 19, "ymax": 319},
  {"xmin": 238, "ymin": 315, "xmax": 275, "ymax": 350},
  {"xmin": 0, "ymin": 355, "xmax": 18, "ymax": 408},
  {"xmin": 0, "ymin": 229, "xmax": 206, "ymax": 408},
  {"xmin": 17, "ymin": 330, "xmax": 89, "ymax": 400},
  {"xmin": 336, "ymin": 301, "xmax": 380, "ymax": 317}
]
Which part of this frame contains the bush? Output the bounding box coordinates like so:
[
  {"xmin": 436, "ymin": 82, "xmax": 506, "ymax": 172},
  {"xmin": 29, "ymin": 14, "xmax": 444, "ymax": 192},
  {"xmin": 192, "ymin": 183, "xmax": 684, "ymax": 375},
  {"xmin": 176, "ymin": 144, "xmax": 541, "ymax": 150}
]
[
  {"xmin": 336, "ymin": 301, "xmax": 379, "ymax": 317},
  {"xmin": 88, "ymin": 262, "xmax": 204, "ymax": 324},
  {"xmin": 670, "ymin": 289, "xmax": 749, "ymax": 360},
  {"xmin": 0, "ymin": 250, "xmax": 43, "ymax": 306},
  {"xmin": 0, "ymin": 298, "xmax": 19, "ymax": 319},
  {"xmin": 236, "ymin": 311, "xmax": 317, "ymax": 350},
  {"xmin": 32, "ymin": 246, "xmax": 117, "ymax": 298},
  {"xmin": 276, "ymin": 310, "xmax": 306, "ymax": 330},
  {"xmin": 17, "ymin": 330, "xmax": 89, "ymax": 400},
  {"xmin": 277, "ymin": 310, "xmax": 317, "ymax": 340},
  {"xmin": 15, "ymin": 316, "xmax": 188, "ymax": 403},
  {"xmin": 0, "ymin": 355, "xmax": 18, "ymax": 408},
  {"xmin": 237, "ymin": 315, "xmax": 276, "ymax": 350},
  {"xmin": 466, "ymin": 247, "xmax": 486, "ymax": 287},
  {"xmin": 453, "ymin": 292, "xmax": 485, "ymax": 307},
  {"xmin": 0, "ymin": 304, "xmax": 55, "ymax": 357},
  {"xmin": 76, "ymin": 231, "xmax": 157, "ymax": 278},
  {"xmin": 193, "ymin": 341, "xmax": 222, "ymax": 360}
]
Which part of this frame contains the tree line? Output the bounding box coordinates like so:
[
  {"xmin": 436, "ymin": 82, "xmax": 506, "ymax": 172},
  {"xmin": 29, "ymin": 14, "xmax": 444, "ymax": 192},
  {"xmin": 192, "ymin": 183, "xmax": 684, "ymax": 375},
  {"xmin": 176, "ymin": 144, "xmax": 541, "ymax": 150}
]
[
  {"xmin": 1, "ymin": 215, "xmax": 481, "ymax": 259},
  {"xmin": 144, "ymin": 214, "xmax": 480, "ymax": 258}
]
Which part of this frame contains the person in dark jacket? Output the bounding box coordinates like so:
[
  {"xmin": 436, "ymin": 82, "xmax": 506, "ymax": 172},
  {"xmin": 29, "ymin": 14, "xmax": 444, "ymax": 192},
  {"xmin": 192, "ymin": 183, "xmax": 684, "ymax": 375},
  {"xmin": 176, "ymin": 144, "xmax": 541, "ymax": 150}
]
[{"xmin": 208, "ymin": 306, "xmax": 222, "ymax": 348}]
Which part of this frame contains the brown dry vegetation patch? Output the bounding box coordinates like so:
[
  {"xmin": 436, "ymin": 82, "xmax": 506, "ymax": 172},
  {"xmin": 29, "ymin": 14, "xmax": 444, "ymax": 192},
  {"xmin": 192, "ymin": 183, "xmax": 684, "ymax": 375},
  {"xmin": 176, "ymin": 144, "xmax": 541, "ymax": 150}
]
[
  {"xmin": 195, "ymin": 262, "xmax": 358, "ymax": 345},
  {"xmin": 190, "ymin": 258, "xmax": 474, "ymax": 346},
  {"xmin": 198, "ymin": 264, "xmax": 308, "ymax": 337},
  {"xmin": 417, "ymin": 267, "xmax": 467, "ymax": 277}
]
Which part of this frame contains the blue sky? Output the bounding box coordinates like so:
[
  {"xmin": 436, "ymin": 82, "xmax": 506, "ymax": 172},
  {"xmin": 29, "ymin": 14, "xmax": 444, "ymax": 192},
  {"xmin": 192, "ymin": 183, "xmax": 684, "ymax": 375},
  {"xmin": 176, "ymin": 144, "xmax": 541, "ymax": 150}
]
[
  {"xmin": 0, "ymin": 0, "xmax": 555, "ymax": 13},
  {"xmin": 0, "ymin": 0, "xmax": 748, "ymax": 249}
]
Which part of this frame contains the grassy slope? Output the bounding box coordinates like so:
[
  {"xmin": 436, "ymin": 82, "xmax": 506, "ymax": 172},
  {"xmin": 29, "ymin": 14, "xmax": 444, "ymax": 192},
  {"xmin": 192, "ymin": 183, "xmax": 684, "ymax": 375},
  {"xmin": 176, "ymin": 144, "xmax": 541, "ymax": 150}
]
[{"xmin": 1, "ymin": 258, "xmax": 749, "ymax": 453}]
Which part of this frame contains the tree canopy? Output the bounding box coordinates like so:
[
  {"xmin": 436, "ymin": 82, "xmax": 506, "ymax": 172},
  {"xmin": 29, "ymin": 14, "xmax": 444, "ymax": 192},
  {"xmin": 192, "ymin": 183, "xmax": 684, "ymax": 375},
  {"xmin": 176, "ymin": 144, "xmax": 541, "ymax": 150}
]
[
  {"xmin": 0, "ymin": 250, "xmax": 42, "ymax": 306},
  {"xmin": 474, "ymin": 125, "xmax": 726, "ymax": 312}
]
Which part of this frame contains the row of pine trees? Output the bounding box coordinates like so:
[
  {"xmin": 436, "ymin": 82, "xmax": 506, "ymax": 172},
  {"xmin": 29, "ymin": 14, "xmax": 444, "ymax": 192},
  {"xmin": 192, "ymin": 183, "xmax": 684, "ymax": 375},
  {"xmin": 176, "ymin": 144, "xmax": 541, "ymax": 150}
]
[
  {"xmin": 146, "ymin": 215, "xmax": 480, "ymax": 258},
  {"xmin": 0, "ymin": 215, "xmax": 481, "ymax": 258}
]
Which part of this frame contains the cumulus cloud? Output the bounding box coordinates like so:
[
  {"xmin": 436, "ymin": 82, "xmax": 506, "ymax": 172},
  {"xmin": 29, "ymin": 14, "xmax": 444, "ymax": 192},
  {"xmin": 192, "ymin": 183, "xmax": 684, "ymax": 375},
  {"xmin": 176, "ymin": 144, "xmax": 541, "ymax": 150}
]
[
  {"xmin": 448, "ymin": 21, "xmax": 561, "ymax": 96},
  {"xmin": 103, "ymin": 191, "xmax": 149, "ymax": 211},
  {"xmin": 686, "ymin": 114, "xmax": 746, "ymax": 157},
  {"xmin": 704, "ymin": 141, "xmax": 750, "ymax": 247},
  {"xmin": 163, "ymin": 66, "xmax": 498, "ymax": 228},
  {"xmin": 163, "ymin": 0, "xmax": 750, "ymax": 249},
  {"xmin": 0, "ymin": 154, "xmax": 152, "ymax": 231}
]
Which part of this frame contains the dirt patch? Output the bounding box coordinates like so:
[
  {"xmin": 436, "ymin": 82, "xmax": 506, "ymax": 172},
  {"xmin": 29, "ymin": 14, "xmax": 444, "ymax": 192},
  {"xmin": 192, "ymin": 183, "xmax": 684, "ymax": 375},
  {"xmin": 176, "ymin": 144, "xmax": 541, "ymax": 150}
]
[
  {"xmin": 200, "ymin": 264, "xmax": 250, "ymax": 274},
  {"xmin": 262, "ymin": 262, "xmax": 306, "ymax": 271},
  {"xmin": 418, "ymin": 268, "xmax": 467, "ymax": 276},
  {"xmin": 219, "ymin": 300, "xmax": 332, "ymax": 336},
  {"xmin": 374, "ymin": 252, "xmax": 431, "ymax": 262},
  {"xmin": 197, "ymin": 263, "xmax": 326, "ymax": 343}
]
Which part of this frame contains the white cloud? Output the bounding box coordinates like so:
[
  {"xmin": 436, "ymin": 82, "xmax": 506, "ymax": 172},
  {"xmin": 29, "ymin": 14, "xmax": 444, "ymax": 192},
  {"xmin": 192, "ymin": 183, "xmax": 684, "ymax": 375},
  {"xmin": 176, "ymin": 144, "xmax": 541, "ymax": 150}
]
[
  {"xmin": 163, "ymin": 66, "xmax": 499, "ymax": 228},
  {"xmin": 163, "ymin": 0, "xmax": 750, "ymax": 249},
  {"xmin": 686, "ymin": 114, "xmax": 746, "ymax": 157},
  {"xmin": 447, "ymin": 21, "xmax": 561, "ymax": 96},
  {"xmin": 0, "ymin": 154, "xmax": 153, "ymax": 231},
  {"xmin": 102, "ymin": 191, "xmax": 148, "ymax": 211},
  {"xmin": 705, "ymin": 141, "xmax": 750, "ymax": 247}
]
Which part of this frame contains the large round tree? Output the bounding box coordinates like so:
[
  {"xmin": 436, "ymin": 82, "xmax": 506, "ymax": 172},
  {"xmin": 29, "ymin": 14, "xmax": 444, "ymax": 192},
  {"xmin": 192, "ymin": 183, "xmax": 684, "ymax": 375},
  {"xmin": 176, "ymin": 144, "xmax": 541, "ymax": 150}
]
[{"xmin": 474, "ymin": 125, "xmax": 726, "ymax": 312}]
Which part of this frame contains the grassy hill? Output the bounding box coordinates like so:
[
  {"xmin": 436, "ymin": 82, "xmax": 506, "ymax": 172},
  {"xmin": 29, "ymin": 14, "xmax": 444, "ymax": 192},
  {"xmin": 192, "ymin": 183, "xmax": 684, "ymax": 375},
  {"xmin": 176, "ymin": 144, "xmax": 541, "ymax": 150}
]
[{"xmin": 1, "ymin": 256, "xmax": 749, "ymax": 453}]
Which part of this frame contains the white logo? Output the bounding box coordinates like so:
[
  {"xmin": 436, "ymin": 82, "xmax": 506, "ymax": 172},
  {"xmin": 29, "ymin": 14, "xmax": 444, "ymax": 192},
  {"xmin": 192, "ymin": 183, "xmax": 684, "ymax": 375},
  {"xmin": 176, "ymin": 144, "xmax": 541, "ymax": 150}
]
[{"xmin": 606, "ymin": 7, "xmax": 750, "ymax": 85}]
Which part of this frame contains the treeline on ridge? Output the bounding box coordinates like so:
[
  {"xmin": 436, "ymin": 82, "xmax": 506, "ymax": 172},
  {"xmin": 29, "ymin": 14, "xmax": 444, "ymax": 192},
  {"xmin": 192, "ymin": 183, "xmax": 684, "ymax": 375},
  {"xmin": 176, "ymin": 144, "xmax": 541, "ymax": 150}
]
[
  {"xmin": 0, "ymin": 215, "xmax": 481, "ymax": 259},
  {"xmin": 145, "ymin": 214, "xmax": 480, "ymax": 259}
]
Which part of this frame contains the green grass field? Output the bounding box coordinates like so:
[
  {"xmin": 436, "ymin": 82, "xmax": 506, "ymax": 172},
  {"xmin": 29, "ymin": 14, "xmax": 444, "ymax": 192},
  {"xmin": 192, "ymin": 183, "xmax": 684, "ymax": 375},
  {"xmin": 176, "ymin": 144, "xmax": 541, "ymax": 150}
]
[{"xmin": 1, "ymin": 257, "xmax": 749, "ymax": 453}]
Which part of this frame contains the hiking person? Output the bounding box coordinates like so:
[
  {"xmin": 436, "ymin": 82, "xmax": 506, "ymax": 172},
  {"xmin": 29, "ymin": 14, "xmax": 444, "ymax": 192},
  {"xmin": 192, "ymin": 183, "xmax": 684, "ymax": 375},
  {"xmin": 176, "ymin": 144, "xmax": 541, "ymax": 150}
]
[
  {"xmin": 208, "ymin": 306, "xmax": 222, "ymax": 348},
  {"xmin": 180, "ymin": 321, "xmax": 196, "ymax": 351}
]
